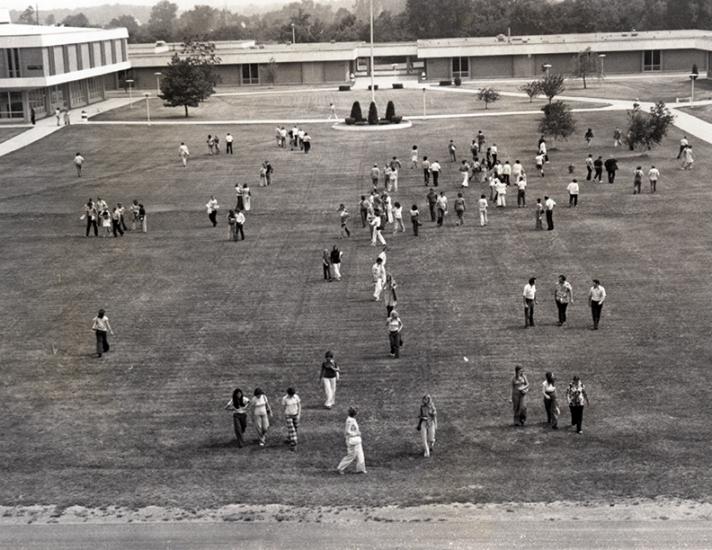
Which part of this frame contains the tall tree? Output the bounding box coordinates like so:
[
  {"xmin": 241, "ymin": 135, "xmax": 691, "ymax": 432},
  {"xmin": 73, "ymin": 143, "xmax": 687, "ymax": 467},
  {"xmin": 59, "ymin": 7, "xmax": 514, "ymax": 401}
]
[
  {"xmin": 539, "ymin": 101, "xmax": 576, "ymax": 141},
  {"xmin": 625, "ymin": 101, "xmax": 675, "ymax": 151},
  {"xmin": 18, "ymin": 5, "xmax": 36, "ymax": 24},
  {"xmin": 158, "ymin": 39, "xmax": 221, "ymax": 117},
  {"xmin": 177, "ymin": 5, "xmax": 219, "ymax": 38},
  {"xmin": 539, "ymin": 74, "xmax": 566, "ymax": 104},
  {"xmin": 148, "ymin": 0, "xmax": 178, "ymax": 41},
  {"xmin": 570, "ymin": 47, "xmax": 603, "ymax": 89},
  {"xmin": 62, "ymin": 13, "xmax": 90, "ymax": 27},
  {"xmin": 44, "ymin": 14, "xmax": 55, "ymax": 26},
  {"xmin": 107, "ymin": 15, "xmax": 140, "ymax": 42}
]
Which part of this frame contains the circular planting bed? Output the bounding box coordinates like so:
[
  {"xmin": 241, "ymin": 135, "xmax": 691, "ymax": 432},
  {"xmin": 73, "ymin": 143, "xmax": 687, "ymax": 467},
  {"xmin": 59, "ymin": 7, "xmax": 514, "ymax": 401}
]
[{"xmin": 332, "ymin": 119, "xmax": 413, "ymax": 131}]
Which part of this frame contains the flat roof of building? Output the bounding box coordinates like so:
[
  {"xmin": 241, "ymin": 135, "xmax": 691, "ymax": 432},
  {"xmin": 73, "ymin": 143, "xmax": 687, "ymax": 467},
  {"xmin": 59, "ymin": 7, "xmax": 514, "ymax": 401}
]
[{"xmin": 0, "ymin": 22, "xmax": 128, "ymax": 48}]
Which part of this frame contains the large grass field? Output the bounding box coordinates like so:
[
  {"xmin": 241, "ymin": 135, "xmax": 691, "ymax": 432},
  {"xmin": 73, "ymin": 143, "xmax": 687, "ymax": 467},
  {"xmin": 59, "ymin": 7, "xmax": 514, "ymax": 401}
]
[
  {"xmin": 93, "ymin": 88, "xmax": 606, "ymax": 122},
  {"xmin": 2, "ymin": 100, "xmax": 712, "ymax": 510}
]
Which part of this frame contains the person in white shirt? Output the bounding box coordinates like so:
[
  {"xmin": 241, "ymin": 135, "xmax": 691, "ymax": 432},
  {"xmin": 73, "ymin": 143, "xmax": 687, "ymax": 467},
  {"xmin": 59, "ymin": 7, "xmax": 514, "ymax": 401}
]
[
  {"xmin": 281, "ymin": 387, "xmax": 301, "ymax": 451},
  {"xmin": 410, "ymin": 145, "xmax": 418, "ymax": 168},
  {"xmin": 337, "ymin": 407, "xmax": 366, "ymax": 474},
  {"xmin": 516, "ymin": 176, "xmax": 527, "ymax": 207},
  {"xmin": 544, "ymin": 196, "xmax": 556, "ymax": 230},
  {"xmin": 429, "ymin": 160, "xmax": 441, "ymax": 186},
  {"xmin": 494, "ymin": 178, "xmax": 507, "ymax": 207},
  {"xmin": 328, "ymin": 102, "xmax": 337, "ymax": 120},
  {"xmin": 370, "ymin": 213, "xmax": 386, "ymax": 246},
  {"xmin": 377, "ymin": 246, "xmax": 387, "ymax": 267},
  {"xmin": 538, "ymin": 140, "xmax": 548, "ymax": 162},
  {"xmin": 92, "ymin": 308, "xmax": 114, "ymax": 357},
  {"xmin": 682, "ymin": 146, "xmax": 694, "ymax": 170},
  {"xmin": 535, "ymin": 153, "xmax": 545, "ymax": 177},
  {"xmin": 225, "ymin": 132, "xmax": 234, "ymax": 154},
  {"xmin": 392, "ymin": 202, "xmax": 405, "ymax": 233},
  {"xmin": 567, "ymin": 179, "xmax": 579, "ymax": 207},
  {"xmin": 422, "ymin": 156, "xmax": 431, "ymax": 185},
  {"xmin": 522, "ymin": 277, "xmax": 537, "ymax": 328},
  {"xmin": 371, "ymin": 257, "xmax": 386, "ymax": 300},
  {"xmin": 370, "ymin": 164, "xmax": 380, "ymax": 188},
  {"xmin": 179, "ymin": 142, "xmax": 190, "ymax": 167},
  {"xmin": 297, "ymin": 128, "xmax": 306, "ymax": 150},
  {"xmin": 490, "ymin": 143, "xmax": 499, "ymax": 165},
  {"xmin": 206, "ymin": 195, "xmax": 219, "ymax": 227},
  {"xmin": 460, "ymin": 160, "xmax": 470, "ymax": 188},
  {"xmin": 477, "ymin": 194, "xmax": 488, "ymax": 226},
  {"xmin": 512, "ymin": 160, "xmax": 523, "ymax": 182},
  {"xmin": 588, "ymin": 279, "xmax": 606, "ymax": 330},
  {"xmin": 435, "ymin": 192, "xmax": 448, "ymax": 226},
  {"xmin": 585, "ymin": 154, "xmax": 594, "ymax": 181},
  {"xmin": 554, "ymin": 275, "xmax": 574, "ymax": 326},
  {"xmin": 235, "ymin": 210, "xmax": 246, "ymax": 240},
  {"xmin": 502, "ymin": 161, "xmax": 512, "ymax": 185},
  {"xmin": 73, "ymin": 153, "xmax": 85, "ymax": 177},
  {"xmin": 677, "ymin": 136, "xmax": 689, "ymax": 159},
  {"xmin": 386, "ymin": 310, "xmax": 404, "ymax": 358},
  {"xmin": 648, "ymin": 165, "xmax": 660, "ymax": 193}
]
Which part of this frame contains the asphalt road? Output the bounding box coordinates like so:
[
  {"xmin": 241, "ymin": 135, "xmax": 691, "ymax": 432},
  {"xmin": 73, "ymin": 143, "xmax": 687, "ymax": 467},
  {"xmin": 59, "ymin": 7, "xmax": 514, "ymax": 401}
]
[{"xmin": 3, "ymin": 520, "xmax": 712, "ymax": 550}]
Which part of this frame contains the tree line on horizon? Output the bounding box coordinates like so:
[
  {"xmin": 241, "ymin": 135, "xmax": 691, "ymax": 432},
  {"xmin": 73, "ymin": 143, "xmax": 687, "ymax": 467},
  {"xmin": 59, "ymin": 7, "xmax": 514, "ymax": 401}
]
[{"xmin": 15, "ymin": 0, "xmax": 712, "ymax": 44}]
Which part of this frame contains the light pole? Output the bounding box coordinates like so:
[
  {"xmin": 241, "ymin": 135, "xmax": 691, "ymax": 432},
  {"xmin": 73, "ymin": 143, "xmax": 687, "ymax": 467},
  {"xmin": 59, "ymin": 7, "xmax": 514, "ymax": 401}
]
[
  {"xmin": 154, "ymin": 72, "xmax": 162, "ymax": 95},
  {"xmin": 689, "ymin": 73, "xmax": 698, "ymax": 103},
  {"xmin": 291, "ymin": 23, "xmax": 296, "ymax": 44},
  {"xmin": 598, "ymin": 54, "xmax": 606, "ymax": 77},
  {"xmin": 125, "ymin": 78, "xmax": 134, "ymax": 109},
  {"xmin": 144, "ymin": 93, "xmax": 151, "ymax": 125},
  {"xmin": 369, "ymin": 0, "xmax": 375, "ymax": 103},
  {"xmin": 543, "ymin": 63, "xmax": 551, "ymax": 76},
  {"xmin": 422, "ymin": 87, "xmax": 426, "ymax": 117}
]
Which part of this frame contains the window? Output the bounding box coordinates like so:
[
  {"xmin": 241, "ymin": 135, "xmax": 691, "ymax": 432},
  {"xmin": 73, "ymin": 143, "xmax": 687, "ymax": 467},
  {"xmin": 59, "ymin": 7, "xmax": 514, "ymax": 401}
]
[
  {"xmin": 88, "ymin": 43, "xmax": 95, "ymax": 68},
  {"xmin": 110, "ymin": 41, "xmax": 117, "ymax": 64},
  {"xmin": 5, "ymin": 48, "xmax": 20, "ymax": 77},
  {"xmin": 452, "ymin": 56, "xmax": 469, "ymax": 78},
  {"xmin": 643, "ymin": 50, "xmax": 661, "ymax": 71},
  {"xmin": 47, "ymin": 47, "xmax": 56, "ymax": 75},
  {"xmin": 120, "ymin": 39, "xmax": 127, "ymax": 62},
  {"xmin": 87, "ymin": 77, "xmax": 103, "ymax": 101},
  {"xmin": 69, "ymin": 81, "xmax": 85, "ymax": 107},
  {"xmin": 0, "ymin": 92, "xmax": 24, "ymax": 119},
  {"xmin": 76, "ymin": 45, "xmax": 83, "ymax": 70},
  {"xmin": 100, "ymin": 42, "xmax": 106, "ymax": 65},
  {"xmin": 28, "ymin": 89, "xmax": 47, "ymax": 115},
  {"xmin": 241, "ymin": 63, "xmax": 259, "ymax": 85}
]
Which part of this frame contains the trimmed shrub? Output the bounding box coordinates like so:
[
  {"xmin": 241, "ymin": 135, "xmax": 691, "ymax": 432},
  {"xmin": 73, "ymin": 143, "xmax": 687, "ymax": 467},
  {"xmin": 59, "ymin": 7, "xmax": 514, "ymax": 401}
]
[
  {"xmin": 392, "ymin": 83, "xmax": 404, "ymax": 89},
  {"xmin": 338, "ymin": 85, "xmax": 351, "ymax": 91},
  {"xmin": 385, "ymin": 100, "xmax": 396, "ymax": 122},
  {"xmin": 350, "ymin": 101, "xmax": 363, "ymax": 122},
  {"xmin": 439, "ymin": 80, "xmax": 452, "ymax": 86},
  {"xmin": 344, "ymin": 117, "xmax": 355, "ymax": 125},
  {"xmin": 368, "ymin": 101, "xmax": 378, "ymax": 125},
  {"xmin": 368, "ymin": 84, "xmax": 379, "ymax": 91},
  {"xmin": 454, "ymin": 76, "xmax": 462, "ymax": 86},
  {"xmin": 391, "ymin": 115, "xmax": 403, "ymax": 124}
]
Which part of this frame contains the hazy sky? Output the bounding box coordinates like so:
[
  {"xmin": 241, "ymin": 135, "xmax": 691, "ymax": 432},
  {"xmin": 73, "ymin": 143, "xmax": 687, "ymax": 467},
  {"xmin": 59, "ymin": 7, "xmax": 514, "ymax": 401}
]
[{"xmin": 7, "ymin": 0, "xmax": 292, "ymax": 11}]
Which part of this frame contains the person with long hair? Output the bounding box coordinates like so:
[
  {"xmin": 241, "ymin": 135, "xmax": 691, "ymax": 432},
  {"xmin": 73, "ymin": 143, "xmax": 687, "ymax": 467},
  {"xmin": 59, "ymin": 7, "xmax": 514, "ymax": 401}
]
[
  {"xmin": 417, "ymin": 395, "xmax": 437, "ymax": 457},
  {"xmin": 542, "ymin": 372, "xmax": 559, "ymax": 429},
  {"xmin": 387, "ymin": 310, "xmax": 403, "ymax": 358},
  {"xmin": 511, "ymin": 366, "xmax": 529, "ymax": 426},
  {"xmin": 281, "ymin": 387, "xmax": 302, "ymax": 451},
  {"xmin": 383, "ymin": 273, "xmax": 398, "ymax": 316},
  {"xmin": 337, "ymin": 407, "xmax": 367, "ymax": 474},
  {"xmin": 250, "ymin": 388, "xmax": 272, "ymax": 446},
  {"xmin": 566, "ymin": 376, "xmax": 590, "ymax": 435},
  {"xmin": 224, "ymin": 388, "xmax": 250, "ymax": 447},
  {"xmin": 91, "ymin": 309, "xmax": 114, "ymax": 358},
  {"xmin": 320, "ymin": 350, "xmax": 340, "ymax": 409}
]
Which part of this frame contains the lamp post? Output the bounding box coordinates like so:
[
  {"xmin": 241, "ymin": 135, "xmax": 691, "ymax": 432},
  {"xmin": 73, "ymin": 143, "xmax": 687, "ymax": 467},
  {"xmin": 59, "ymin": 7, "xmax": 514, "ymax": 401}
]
[
  {"xmin": 422, "ymin": 87, "xmax": 426, "ymax": 117},
  {"xmin": 369, "ymin": 0, "xmax": 375, "ymax": 103},
  {"xmin": 598, "ymin": 54, "xmax": 606, "ymax": 77},
  {"xmin": 291, "ymin": 23, "xmax": 296, "ymax": 44},
  {"xmin": 144, "ymin": 93, "xmax": 151, "ymax": 125},
  {"xmin": 154, "ymin": 72, "xmax": 162, "ymax": 94},
  {"xmin": 543, "ymin": 63, "xmax": 551, "ymax": 76},
  {"xmin": 125, "ymin": 78, "xmax": 134, "ymax": 108},
  {"xmin": 689, "ymin": 72, "xmax": 698, "ymax": 103}
]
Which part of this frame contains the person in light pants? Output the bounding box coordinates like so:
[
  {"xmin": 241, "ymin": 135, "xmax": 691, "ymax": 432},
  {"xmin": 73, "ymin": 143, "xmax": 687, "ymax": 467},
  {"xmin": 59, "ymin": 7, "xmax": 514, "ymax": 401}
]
[
  {"xmin": 370, "ymin": 213, "xmax": 386, "ymax": 246},
  {"xmin": 337, "ymin": 407, "xmax": 367, "ymax": 474},
  {"xmin": 478, "ymin": 195, "xmax": 488, "ymax": 226},
  {"xmin": 320, "ymin": 351, "xmax": 340, "ymax": 409},
  {"xmin": 372, "ymin": 257, "xmax": 386, "ymax": 301},
  {"xmin": 418, "ymin": 395, "xmax": 437, "ymax": 457},
  {"xmin": 250, "ymin": 388, "xmax": 272, "ymax": 446}
]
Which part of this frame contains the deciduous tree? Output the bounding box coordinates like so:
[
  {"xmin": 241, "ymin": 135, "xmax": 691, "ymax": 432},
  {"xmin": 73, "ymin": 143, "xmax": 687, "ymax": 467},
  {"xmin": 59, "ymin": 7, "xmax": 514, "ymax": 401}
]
[
  {"xmin": 539, "ymin": 101, "xmax": 576, "ymax": 140},
  {"xmin": 625, "ymin": 101, "xmax": 675, "ymax": 150},
  {"xmin": 478, "ymin": 88, "xmax": 500, "ymax": 110}
]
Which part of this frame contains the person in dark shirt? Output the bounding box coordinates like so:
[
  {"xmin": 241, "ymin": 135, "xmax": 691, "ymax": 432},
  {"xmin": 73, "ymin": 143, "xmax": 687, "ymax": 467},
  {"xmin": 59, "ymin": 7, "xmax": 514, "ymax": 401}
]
[
  {"xmin": 604, "ymin": 158, "xmax": 618, "ymax": 184},
  {"xmin": 319, "ymin": 350, "xmax": 340, "ymax": 409}
]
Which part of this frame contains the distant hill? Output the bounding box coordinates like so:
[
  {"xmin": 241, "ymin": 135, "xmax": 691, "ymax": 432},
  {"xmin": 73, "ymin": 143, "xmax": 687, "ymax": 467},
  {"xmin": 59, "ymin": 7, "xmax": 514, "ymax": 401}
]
[{"xmin": 11, "ymin": 5, "xmax": 153, "ymax": 26}]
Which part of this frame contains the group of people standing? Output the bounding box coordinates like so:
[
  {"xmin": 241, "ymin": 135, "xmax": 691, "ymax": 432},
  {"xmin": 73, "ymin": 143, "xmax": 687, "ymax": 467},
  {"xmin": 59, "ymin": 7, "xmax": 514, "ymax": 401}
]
[
  {"xmin": 523, "ymin": 276, "xmax": 607, "ymax": 330},
  {"xmin": 82, "ymin": 198, "xmax": 146, "ymax": 237}
]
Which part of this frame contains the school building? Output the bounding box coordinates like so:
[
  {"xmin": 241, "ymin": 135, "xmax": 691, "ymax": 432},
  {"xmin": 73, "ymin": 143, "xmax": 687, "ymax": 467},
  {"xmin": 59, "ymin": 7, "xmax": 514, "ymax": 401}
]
[
  {"xmin": 126, "ymin": 29, "xmax": 712, "ymax": 89},
  {"xmin": 0, "ymin": 13, "xmax": 129, "ymax": 123}
]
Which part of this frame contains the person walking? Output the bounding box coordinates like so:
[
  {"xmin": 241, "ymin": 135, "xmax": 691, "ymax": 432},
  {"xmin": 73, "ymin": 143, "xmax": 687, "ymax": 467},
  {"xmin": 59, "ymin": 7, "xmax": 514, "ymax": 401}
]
[
  {"xmin": 542, "ymin": 372, "xmax": 559, "ymax": 429},
  {"xmin": 535, "ymin": 152, "xmax": 545, "ymax": 177},
  {"xmin": 264, "ymin": 160, "xmax": 274, "ymax": 186},
  {"xmin": 250, "ymin": 388, "xmax": 272, "ymax": 446},
  {"xmin": 417, "ymin": 395, "xmax": 437, "ymax": 457},
  {"xmin": 677, "ymin": 136, "xmax": 689, "ymax": 159},
  {"xmin": 111, "ymin": 207, "xmax": 124, "ymax": 238},
  {"xmin": 409, "ymin": 204, "xmax": 421, "ymax": 236},
  {"xmin": 206, "ymin": 195, "xmax": 219, "ymax": 227},
  {"xmin": 206, "ymin": 134, "xmax": 215, "ymax": 155},
  {"xmin": 426, "ymin": 188, "xmax": 437, "ymax": 222},
  {"xmin": 554, "ymin": 275, "xmax": 574, "ymax": 326},
  {"xmin": 281, "ymin": 387, "xmax": 301, "ymax": 451},
  {"xmin": 73, "ymin": 152, "xmax": 85, "ymax": 177},
  {"xmin": 448, "ymin": 140, "xmax": 457, "ymax": 162},
  {"xmin": 370, "ymin": 164, "xmax": 380, "ymax": 188},
  {"xmin": 225, "ymin": 132, "xmax": 234, "ymax": 154},
  {"xmin": 224, "ymin": 388, "xmax": 250, "ymax": 447},
  {"xmin": 372, "ymin": 257, "xmax": 386, "ymax": 301},
  {"xmin": 516, "ymin": 176, "xmax": 527, "ymax": 207},
  {"xmin": 523, "ymin": 277, "xmax": 537, "ymax": 328},
  {"xmin": 337, "ymin": 407, "xmax": 367, "ymax": 474},
  {"xmin": 328, "ymin": 102, "xmax": 337, "ymax": 120},
  {"xmin": 648, "ymin": 165, "xmax": 660, "ymax": 193},
  {"xmin": 585, "ymin": 154, "xmax": 594, "ymax": 181},
  {"xmin": 430, "ymin": 160, "xmax": 441, "ymax": 186},
  {"xmin": 338, "ymin": 204, "xmax": 351, "ymax": 238},
  {"xmin": 330, "ymin": 245, "xmax": 343, "ymax": 281},
  {"xmin": 604, "ymin": 157, "xmax": 618, "ymax": 183},
  {"xmin": 494, "ymin": 178, "xmax": 507, "ymax": 208},
  {"xmin": 83, "ymin": 199, "xmax": 98, "ymax": 237},
  {"xmin": 588, "ymin": 279, "xmax": 606, "ymax": 330},
  {"xmin": 633, "ymin": 166, "xmax": 644, "ymax": 194},
  {"xmin": 383, "ymin": 273, "xmax": 398, "ymax": 316},
  {"xmin": 454, "ymin": 192, "xmax": 466, "ymax": 226},
  {"xmin": 138, "ymin": 203, "xmax": 147, "ymax": 233},
  {"xmin": 410, "ymin": 145, "xmax": 418, "ymax": 168},
  {"xmin": 369, "ymin": 212, "xmax": 386, "ymax": 246},
  {"xmin": 179, "ymin": 142, "xmax": 190, "ymax": 167},
  {"xmin": 130, "ymin": 200, "xmax": 140, "ymax": 231},
  {"xmin": 567, "ymin": 179, "xmax": 579, "ymax": 207},
  {"xmin": 55, "ymin": 106, "xmax": 61, "ymax": 126},
  {"xmin": 227, "ymin": 210, "xmax": 238, "ymax": 241},
  {"xmin": 435, "ymin": 192, "xmax": 448, "ymax": 227},
  {"xmin": 584, "ymin": 127, "xmax": 594, "ymax": 147},
  {"xmin": 544, "ymin": 196, "xmax": 556, "ymax": 230},
  {"xmin": 478, "ymin": 194, "xmax": 488, "ymax": 226},
  {"xmin": 593, "ymin": 156, "xmax": 603, "ymax": 183},
  {"xmin": 387, "ymin": 310, "xmax": 403, "ymax": 358},
  {"xmin": 681, "ymin": 145, "xmax": 694, "ymax": 170},
  {"xmin": 566, "ymin": 376, "xmax": 590, "ymax": 435},
  {"xmin": 392, "ymin": 202, "xmax": 405, "ymax": 234},
  {"xmin": 535, "ymin": 198, "xmax": 544, "ymax": 230},
  {"xmin": 92, "ymin": 308, "xmax": 114, "ymax": 358},
  {"xmin": 235, "ymin": 210, "xmax": 245, "ymax": 240},
  {"xmin": 459, "ymin": 161, "xmax": 470, "ymax": 188},
  {"xmin": 613, "ymin": 127, "xmax": 622, "ymax": 147},
  {"xmin": 302, "ymin": 132, "xmax": 312, "ymax": 153},
  {"xmin": 511, "ymin": 365, "xmax": 530, "ymax": 426},
  {"xmin": 320, "ymin": 350, "xmax": 340, "ymax": 409},
  {"xmin": 422, "ymin": 156, "xmax": 431, "ymax": 185}
]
